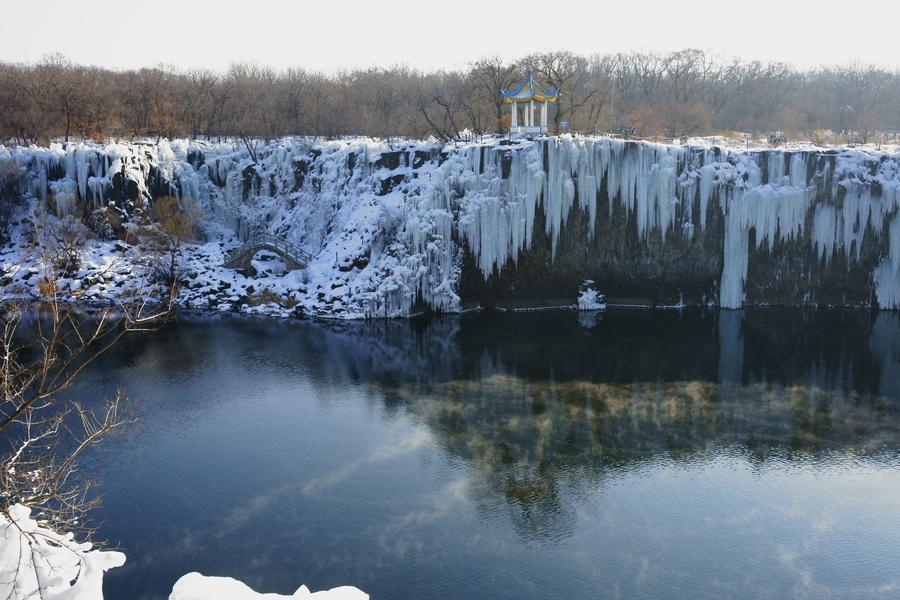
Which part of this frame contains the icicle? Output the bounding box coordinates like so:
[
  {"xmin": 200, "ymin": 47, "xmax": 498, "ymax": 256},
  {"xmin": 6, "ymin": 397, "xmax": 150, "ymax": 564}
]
[
  {"xmin": 698, "ymin": 164, "xmax": 718, "ymax": 231},
  {"xmin": 789, "ymin": 153, "xmax": 807, "ymax": 188},
  {"xmin": 875, "ymin": 215, "xmax": 900, "ymax": 308},
  {"xmin": 812, "ymin": 204, "xmax": 838, "ymax": 263},
  {"xmin": 719, "ymin": 182, "xmax": 812, "ymax": 307}
]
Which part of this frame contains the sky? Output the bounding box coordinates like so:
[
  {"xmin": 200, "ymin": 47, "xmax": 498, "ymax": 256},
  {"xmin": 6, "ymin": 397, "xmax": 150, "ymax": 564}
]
[{"xmin": 2, "ymin": 0, "xmax": 899, "ymax": 72}]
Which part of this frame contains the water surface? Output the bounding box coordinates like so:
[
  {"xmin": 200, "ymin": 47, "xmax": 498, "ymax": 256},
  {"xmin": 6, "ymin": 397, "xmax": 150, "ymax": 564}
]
[{"xmin": 69, "ymin": 309, "xmax": 900, "ymax": 599}]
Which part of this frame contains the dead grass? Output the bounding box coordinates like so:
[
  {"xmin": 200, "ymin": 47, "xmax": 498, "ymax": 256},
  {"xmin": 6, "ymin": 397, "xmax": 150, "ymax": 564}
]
[
  {"xmin": 246, "ymin": 289, "xmax": 298, "ymax": 308},
  {"xmin": 36, "ymin": 278, "xmax": 58, "ymax": 296}
]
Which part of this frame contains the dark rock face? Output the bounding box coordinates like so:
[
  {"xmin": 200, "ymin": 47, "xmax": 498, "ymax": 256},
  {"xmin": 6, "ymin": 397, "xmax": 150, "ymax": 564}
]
[
  {"xmin": 207, "ymin": 158, "xmax": 228, "ymax": 187},
  {"xmin": 411, "ymin": 150, "xmax": 431, "ymax": 169},
  {"xmin": 458, "ymin": 139, "xmax": 900, "ymax": 310},
  {"xmin": 460, "ymin": 187, "xmax": 723, "ymax": 308},
  {"xmin": 186, "ymin": 148, "xmax": 205, "ymax": 170},
  {"xmin": 46, "ymin": 160, "xmax": 66, "ymax": 181},
  {"xmin": 292, "ymin": 159, "xmax": 310, "ymax": 191},
  {"xmin": 109, "ymin": 171, "xmax": 140, "ymax": 209},
  {"xmin": 375, "ymin": 150, "xmax": 403, "ymax": 171},
  {"xmin": 378, "ymin": 174, "xmax": 405, "ymax": 196},
  {"xmin": 145, "ymin": 166, "xmax": 171, "ymax": 202},
  {"xmin": 242, "ymin": 164, "xmax": 261, "ymax": 201},
  {"xmin": 467, "ymin": 187, "xmax": 885, "ymax": 310}
]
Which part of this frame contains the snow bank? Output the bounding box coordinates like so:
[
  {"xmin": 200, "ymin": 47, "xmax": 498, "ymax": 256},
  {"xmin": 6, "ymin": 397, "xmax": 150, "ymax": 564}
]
[
  {"xmin": 169, "ymin": 573, "xmax": 368, "ymax": 600},
  {"xmin": 1, "ymin": 505, "xmax": 369, "ymax": 600},
  {"xmin": 0, "ymin": 504, "xmax": 125, "ymax": 600}
]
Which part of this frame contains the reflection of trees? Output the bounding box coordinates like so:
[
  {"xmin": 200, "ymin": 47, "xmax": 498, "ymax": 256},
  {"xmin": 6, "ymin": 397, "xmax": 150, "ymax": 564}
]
[{"xmin": 387, "ymin": 370, "xmax": 900, "ymax": 540}]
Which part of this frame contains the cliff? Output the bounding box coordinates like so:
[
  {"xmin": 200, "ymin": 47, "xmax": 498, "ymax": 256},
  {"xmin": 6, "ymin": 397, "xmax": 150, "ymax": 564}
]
[{"xmin": 1, "ymin": 136, "xmax": 898, "ymax": 317}]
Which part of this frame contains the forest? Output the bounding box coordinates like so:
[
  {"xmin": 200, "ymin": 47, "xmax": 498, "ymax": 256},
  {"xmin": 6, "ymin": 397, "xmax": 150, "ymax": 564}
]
[{"xmin": 1, "ymin": 49, "xmax": 898, "ymax": 145}]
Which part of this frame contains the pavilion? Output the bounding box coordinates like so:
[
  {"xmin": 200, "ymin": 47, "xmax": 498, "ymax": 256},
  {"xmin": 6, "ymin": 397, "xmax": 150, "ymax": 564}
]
[{"xmin": 501, "ymin": 73, "xmax": 560, "ymax": 135}]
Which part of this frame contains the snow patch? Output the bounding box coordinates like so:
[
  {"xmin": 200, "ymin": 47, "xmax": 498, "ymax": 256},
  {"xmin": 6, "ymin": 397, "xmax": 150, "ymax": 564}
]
[
  {"xmin": 1, "ymin": 504, "xmax": 126, "ymax": 600},
  {"xmin": 577, "ymin": 280, "xmax": 606, "ymax": 311},
  {"xmin": 169, "ymin": 573, "xmax": 368, "ymax": 600}
]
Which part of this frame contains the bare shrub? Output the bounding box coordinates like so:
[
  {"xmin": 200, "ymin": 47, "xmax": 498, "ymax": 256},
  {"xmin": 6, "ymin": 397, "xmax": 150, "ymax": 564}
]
[
  {"xmin": 139, "ymin": 196, "xmax": 202, "ymax": 294},
  {"xmin": 1, "ymin": 284, "xmax": 171, "ymax": 543},
  {"xmin": 39, "ymin": 215, "xmax": 90, "ymax": 277}
]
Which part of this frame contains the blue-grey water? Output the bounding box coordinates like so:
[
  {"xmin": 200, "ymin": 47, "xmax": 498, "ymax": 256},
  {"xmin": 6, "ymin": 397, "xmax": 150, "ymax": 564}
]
[{"xmin": 66, "ymin": 309, "xmax": 900, "ymax": 599}]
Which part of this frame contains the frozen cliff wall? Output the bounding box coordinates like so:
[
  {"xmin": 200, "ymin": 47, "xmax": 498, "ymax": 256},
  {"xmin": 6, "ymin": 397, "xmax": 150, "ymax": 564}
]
[
  {"xmin": 2, "ymin": 136, "xmax": 899, "ymax": 315},
  {"xmin": 0, "ymin": 138, "xmax": 458, "ymax": 317},
  {"xmin": 460, "ymin": 139, "xmax": 900, "ymax": 309}
]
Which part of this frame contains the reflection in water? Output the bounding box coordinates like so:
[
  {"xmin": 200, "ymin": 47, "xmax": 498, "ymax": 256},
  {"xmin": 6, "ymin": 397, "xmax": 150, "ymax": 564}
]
[
  {"xmin": 63, "ymin": 308, "xmax": 900, "ymax": 600},
  {"xmin": 389, "ymin": 375, "xmax": 899, "ymax": 543}
]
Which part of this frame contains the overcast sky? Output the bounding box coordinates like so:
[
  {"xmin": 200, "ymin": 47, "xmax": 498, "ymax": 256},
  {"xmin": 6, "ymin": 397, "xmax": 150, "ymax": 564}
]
[{"xmin": 3, "ymin": 0, "xmax": 899, "ymax": 72}]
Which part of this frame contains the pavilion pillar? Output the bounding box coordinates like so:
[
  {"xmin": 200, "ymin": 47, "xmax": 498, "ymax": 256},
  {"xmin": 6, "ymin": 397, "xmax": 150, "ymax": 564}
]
[
  {"xmin": 541, "ymin": 102, "xmax": 548, "ymax": 131},
  {"xmin": 529, "ymin": 101, "xmax": 535, "ymax": 127},
  {"xmin": 510, "ymin": 102, "xmax": 517, "ymax": 130}
]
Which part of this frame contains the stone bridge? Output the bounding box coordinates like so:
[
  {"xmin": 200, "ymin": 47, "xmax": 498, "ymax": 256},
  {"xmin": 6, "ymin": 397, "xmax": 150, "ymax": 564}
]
[{"xmin": 223, "ymin": 235, "xmax": 312, "ymax": 272}]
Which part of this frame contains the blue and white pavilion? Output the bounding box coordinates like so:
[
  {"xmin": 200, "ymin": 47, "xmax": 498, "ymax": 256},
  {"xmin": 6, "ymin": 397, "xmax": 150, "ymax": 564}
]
[{"xmin": 501, "ymin": 73, "xmax": 560, "ymax": 134}]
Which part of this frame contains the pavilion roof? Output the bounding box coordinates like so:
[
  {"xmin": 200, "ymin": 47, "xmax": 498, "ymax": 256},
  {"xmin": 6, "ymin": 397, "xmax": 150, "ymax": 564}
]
[{"xmin": 501, "ymin": 73, "xmax": 560, "ymax": 103}]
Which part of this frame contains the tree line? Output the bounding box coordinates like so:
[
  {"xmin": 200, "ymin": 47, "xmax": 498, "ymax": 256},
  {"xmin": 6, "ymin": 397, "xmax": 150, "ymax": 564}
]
[{"xmin": 1, "ymin": 49, "xmax": 899, "ymax": 146}]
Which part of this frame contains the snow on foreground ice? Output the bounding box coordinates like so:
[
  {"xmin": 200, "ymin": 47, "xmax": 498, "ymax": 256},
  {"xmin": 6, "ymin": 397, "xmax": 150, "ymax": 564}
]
[
  {"xmin": 169, "ymin": 573, "xmax": 367, "ymax": 600},
  {"xmin": 1, "ymin": 504, "xmax": 125, "ymax": 600},
  {"xmin": 1, "ymin": 505, "xmax": 368, "ymax": 600},
  {"xmin": 2, "ymin": 135, "xmax": 900, "ymax": 314}
]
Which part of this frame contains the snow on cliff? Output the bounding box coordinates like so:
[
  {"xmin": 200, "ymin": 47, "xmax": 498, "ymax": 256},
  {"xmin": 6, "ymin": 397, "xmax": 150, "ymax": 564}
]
[{"xmin": 2, "ymin": 135, "xmax": 899, "ymax": 315}]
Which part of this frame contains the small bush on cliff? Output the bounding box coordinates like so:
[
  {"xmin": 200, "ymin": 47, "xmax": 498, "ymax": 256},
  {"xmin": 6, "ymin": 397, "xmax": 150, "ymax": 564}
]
[
  {"xmin": 41, "ymin": 215, "xmax": 90, "ymax": 277},
  {"xmin": 140, "ymin": 196, "xmax": 202, "ymax": 296}
]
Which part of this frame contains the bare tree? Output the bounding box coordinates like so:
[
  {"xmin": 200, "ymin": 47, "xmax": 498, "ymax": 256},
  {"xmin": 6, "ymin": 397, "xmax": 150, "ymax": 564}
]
[
  {"xmin": 279, "ymin": 67, "xmax": 310, "ymax": 135},
  {"xmin": 521, "ymin": 51, "xmax": 598, "ymax": 133},
  {"xmin": 469, "ymin": 56, "xmax": 518, "ymax": 134},
  {"xmin": 39, "ymin": 214, "xmax": 90, "ymax": 278},
  {"xmin": 30, "ymin": 54, "xmax": 86, "ymax": 143},
  {"xmin": 1, "ymin": 278, "xmax": 171, "ymax": 543},
  {"xmin": 2, "ymin": 51, "xmax": 900, "ymax": 143}
]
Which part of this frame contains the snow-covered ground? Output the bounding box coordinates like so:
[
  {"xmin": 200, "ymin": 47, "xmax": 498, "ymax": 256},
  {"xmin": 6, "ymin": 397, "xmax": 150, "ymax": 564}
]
[
  {"xmin": 682, "ymin": 132, "xmax": 900, "ymax": 155},
  {"xmin": 0, "ymin": 505, "xmax": 368, "ymax": 600},
  {"xmin": 1, "ymin": 504, "xmax": 124, "ymax": 600},
  {"xmin": 170, "ymin": 573, "xmax": 367, "ymax": 600},
  {"xmin": 2, "ymin": 134, "xmax": 899, "ymax": 316}
]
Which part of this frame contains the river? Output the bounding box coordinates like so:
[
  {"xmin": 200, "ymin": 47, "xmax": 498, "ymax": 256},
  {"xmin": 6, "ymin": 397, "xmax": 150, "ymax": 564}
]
[{"xmin": 65, "ymin": 308, "xmax": 900, "ymax": 599}]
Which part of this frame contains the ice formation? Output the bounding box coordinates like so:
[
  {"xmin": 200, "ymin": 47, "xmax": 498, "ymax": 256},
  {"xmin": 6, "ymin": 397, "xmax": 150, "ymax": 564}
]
[
  {"xmin": 2, "ymin": 135, "xmax": 899, "ymax": 315},
  {"xmin": 577, "ymin": 279, "xmax": 606, "ymax": 310}
]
